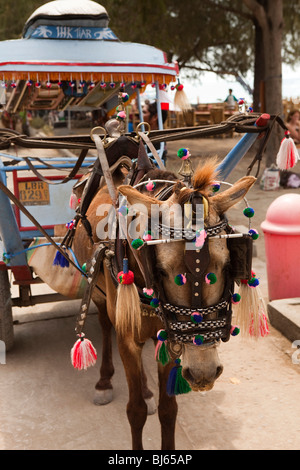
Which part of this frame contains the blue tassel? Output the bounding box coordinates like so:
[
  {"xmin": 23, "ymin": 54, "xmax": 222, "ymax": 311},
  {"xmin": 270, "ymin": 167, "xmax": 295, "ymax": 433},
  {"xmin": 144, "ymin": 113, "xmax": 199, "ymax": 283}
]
[
  {"xmin": 53, "ymin": 250, "xmax": 69, "ymax": 268},
  {"xmin": 167, "ymin": 359, "xmax": 192, "ymax": 396}
]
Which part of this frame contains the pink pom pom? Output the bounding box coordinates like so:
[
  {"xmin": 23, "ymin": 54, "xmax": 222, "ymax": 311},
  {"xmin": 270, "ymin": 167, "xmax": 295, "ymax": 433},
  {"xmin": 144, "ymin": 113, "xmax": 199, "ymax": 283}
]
[
  {"xmin": 143, "ymin": 287, "xmax": 154, "ymax": 297},
  {"xmin": 117, "ymin": 111, "xmax": 126, "ymax": 120},
  {"xmin": 145, "ymin": 181, "xmax": 156, "ymax": 191}
]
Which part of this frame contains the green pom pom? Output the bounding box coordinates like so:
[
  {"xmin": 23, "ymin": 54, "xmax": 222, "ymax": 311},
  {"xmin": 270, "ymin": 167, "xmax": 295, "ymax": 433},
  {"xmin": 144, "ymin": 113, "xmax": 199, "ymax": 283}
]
[
  {"xmin": 131, "ymin": 238, "xmax": 144, "ymax": 250},
  {"xmin": 243, "ymin": 207, "xmax": 255, "ymax": 218},
  {"xmin": 150, "ymin": 298, "xmax": 160, "ymax": 308},
  {"xmin": 205, "ymin": 272, "xmax": 217, "ymax": 285},
  {"xmin": 81, "ymin": 263, "xmax": 87, "ymax": 273}
]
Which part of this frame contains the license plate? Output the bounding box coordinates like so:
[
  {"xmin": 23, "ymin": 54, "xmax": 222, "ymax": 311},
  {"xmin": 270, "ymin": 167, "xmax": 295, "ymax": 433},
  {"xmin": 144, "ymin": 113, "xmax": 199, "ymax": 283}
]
[{"xmin": 18, "ymin": 181, "xmax": 50, "ymax": 206}]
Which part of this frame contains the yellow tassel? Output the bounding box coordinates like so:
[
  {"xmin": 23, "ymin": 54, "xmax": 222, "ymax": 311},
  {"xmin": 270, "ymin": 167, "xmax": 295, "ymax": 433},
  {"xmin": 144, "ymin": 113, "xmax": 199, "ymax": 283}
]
[
  {"xmin": 234, "ymin": 281, "xmax": 269, "ymax": 339},
  {"xmin": 174, "ymin": 84, "xmax": 191, "ymax": 112},
  {"xmin": 115, "ymin": 282, "xmax": 141, "ymax": 336}
]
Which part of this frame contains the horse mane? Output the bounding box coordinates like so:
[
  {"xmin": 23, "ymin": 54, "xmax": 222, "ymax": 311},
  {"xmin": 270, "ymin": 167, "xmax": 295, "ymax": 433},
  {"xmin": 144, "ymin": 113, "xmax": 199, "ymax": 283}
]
[{"xmin": 145, "ymin": 168, "xmax": 178, "ymax": 182}]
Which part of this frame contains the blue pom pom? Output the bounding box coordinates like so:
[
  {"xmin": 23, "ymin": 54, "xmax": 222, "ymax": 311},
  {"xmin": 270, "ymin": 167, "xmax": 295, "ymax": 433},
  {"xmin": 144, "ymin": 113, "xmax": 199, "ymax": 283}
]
[
  {"xmin": 248, "ymin": 277, "xmax": 259, "ymax": 288},
  {"xmin": 193, "ymin": 334, "xmax": 204, "ymax": 346},
  {"xmin": 150, "ymin": 298, "xmax": 160, "ymax": 308},
  {"xmin": 243, "ymin": 207, "xmax": 255, "ymax": 218},
  {"xmin": 191, "ymin": 312, "xmax": 203, "ymax": 324}
]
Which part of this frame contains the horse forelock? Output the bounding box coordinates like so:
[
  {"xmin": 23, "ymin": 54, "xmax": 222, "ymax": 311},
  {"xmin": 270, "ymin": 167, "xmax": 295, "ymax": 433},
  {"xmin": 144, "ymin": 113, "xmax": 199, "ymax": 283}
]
[{"xmin": 192, "ymin": 157, "xmax": 220, "ymax": 193}]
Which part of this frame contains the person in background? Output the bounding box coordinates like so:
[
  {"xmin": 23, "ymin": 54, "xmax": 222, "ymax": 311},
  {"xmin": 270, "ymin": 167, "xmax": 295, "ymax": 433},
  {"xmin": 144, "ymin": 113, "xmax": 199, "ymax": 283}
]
[
  {"xmin": 286, "ymin": 109, "xmax": 300, "ymax": 144},
  {"xmin": 224, "ymin": 89, "xmax": 238, "ymax": 110},
  {"xmin": 142, "ymin": 100, "xmax": 168, "ymax": 130}
]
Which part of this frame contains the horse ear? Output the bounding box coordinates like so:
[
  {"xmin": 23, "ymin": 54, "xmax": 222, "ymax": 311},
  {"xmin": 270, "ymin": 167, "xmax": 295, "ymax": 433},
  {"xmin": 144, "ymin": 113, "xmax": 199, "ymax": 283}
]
[
  {"xmin": 211, "ymin": 176, "xmax": 256, "ymax": 214},
  {"xmin": 118, "ymin": 185, "xmax": 162, "ymax": 214}
]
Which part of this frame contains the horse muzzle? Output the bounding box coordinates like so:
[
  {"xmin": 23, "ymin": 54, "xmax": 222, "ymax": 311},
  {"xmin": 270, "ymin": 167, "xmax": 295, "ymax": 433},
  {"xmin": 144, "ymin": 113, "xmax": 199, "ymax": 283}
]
[
  {"xmin": 182, "ymin": 363, "xmax": 223, "ymax": 391},
  {"xmin": 181, "ymin": 342, "xmax": 223, "ymax": 392}
]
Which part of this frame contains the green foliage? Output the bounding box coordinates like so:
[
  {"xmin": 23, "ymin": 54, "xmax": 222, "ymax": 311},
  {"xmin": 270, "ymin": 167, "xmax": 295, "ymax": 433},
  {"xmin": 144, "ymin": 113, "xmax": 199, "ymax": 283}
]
[
  {"xmin": 0, "ymin": 0, "xmax": 45, "ymax": 40},
  {"xmin": 0, "ymin": 0, "xmax": 299, "ymax": 80}
]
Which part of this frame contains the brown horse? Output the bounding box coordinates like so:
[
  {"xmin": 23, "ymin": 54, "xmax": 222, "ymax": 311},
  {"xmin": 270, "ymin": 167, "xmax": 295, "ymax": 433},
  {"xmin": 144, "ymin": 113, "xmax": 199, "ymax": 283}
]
[{"xmin": 71, "ymin": 159, "xmax": 256, "ymax": 450}]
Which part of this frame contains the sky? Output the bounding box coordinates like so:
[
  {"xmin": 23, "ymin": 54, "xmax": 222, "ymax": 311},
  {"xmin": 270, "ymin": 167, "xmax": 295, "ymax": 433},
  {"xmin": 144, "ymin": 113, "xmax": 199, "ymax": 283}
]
[
  {"xmin": 180, "ymin": 63, "xmax": 300, "ymax": 106},
  {"xmin": 141, "ymin": 63, "xmax": 300, "ymax": 110}
]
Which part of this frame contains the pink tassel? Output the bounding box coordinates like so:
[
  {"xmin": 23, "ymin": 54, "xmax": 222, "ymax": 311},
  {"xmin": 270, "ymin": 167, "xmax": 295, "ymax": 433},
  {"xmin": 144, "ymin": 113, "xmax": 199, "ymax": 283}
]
[
  {"xmin": 249, "ymin": 312, "xmax": 269, "ymax": 338},
  {"xmin": 71, "ymin": 334, "xmax": 97, "ymax": 370},
  {"xmin": 276, "ymin": 131, "xmax": 299, "ymax": 170},
  {"xmin": 69, "ymin": 193, "xmax": 78, "ymax": 210}
]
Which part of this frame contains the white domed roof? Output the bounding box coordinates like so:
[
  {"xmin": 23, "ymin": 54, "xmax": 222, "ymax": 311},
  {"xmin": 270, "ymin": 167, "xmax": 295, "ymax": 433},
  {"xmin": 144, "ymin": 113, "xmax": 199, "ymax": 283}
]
[{"xmin": 26, "ymin": 0, "xmax": 108, "ymax": 23}]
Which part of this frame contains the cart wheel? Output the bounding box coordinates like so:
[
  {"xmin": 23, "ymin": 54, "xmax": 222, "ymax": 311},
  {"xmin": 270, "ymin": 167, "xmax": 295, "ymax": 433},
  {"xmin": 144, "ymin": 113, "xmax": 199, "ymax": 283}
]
[{"xmin": 0, "ymin": 270, "xmax": 14, "ymax": 351}]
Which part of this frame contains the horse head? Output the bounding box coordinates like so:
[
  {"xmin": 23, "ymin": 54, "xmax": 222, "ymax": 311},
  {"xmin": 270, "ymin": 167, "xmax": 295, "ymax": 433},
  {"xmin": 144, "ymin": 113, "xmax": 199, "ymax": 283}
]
[{"xmin": 118, "ymin": 159, "xmax": 256, "ymax": 392}]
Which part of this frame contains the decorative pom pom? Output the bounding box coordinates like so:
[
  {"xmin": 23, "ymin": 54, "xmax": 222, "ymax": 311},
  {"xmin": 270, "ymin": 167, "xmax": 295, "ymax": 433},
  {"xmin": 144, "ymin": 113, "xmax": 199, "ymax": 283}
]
[
  {"xmin": 276, "ymin": 131, "xmax": 299, "ymax": 170},
  {"xmin": 167, "ymin": 359, "xmax": 192, "ymax": 396},
  {"xmin": 145, "ymin": 180, "xmax": 156, "ymax": 191},
  {"xmin": 81, "ymin": 263, "xmax": 87, "ymax": 273},
  {"xmin": 193, "ymin": 334, "xmax": 204, "ymax": 345},
  {"xmin": 248, "ymin": 276, "xmax": 259, "ymax": 288},
  {"xmin": 143, "ymin": 287, "xmax": 154, "ymax": 299},
  {"xmin": 232, "ymin": 293, "xmax": 241, "ymax": 304},
  {"xmin": 190, "ymin": 312, "xmax": 203, "ymax": 324},
  {"xmin": 155, "ymin": 330, "xmax": 170, "ymax": 366},
  {"xmin": 100, "ymin": 81, "xmax": 106, "ymax": 88},
  {"xmin": 174, "ymin": 274, "xmax": 187, "ymax": 285},
  {"xmin": 205, "ymin": 272, "xmax": 217, "ymax": 285},
  {"xmin": 117, "ymin": 271, "xmax": 134, "ymax": 285},
  {"xmin": 211, "ymin": 182, "xmax": 220, "ymax": 193},
  {"xmin": 157, "ymin": 329, "xmax": 168, "ymax": 342},
  {"xmin": 150, "ymin": 298, "xmax": 160, "ymax": 308},
  {"xmin": 131, "ymin": 238, "xmax": 144, "ymax": 250},
  {"xmin": 249, "ymin": 229, "xmax": 259, "ymax": 240},
  {"xmin": 195, "ymin": 229, "xmax": 207, "ymax": 249},
  {"xmin": 177, "ymin": 148, "xmax": 190, "ymax": 160},
  {"xmin": 66, "ymin": 219, "xmax": 75, "ymax": 230},
  {"xmin": 71, "ymin": 334, "xmax": 97, "ymax": 370},
  {"xmin": 109, "ymin": 82, "xmax": 116, "ymax": 89},
  {"xmin": 230, "ymin": 325, "xmax": 240, "ymax": 336},
  {"xmin": 117, "ymin": 111, "xmax": 126, "ymax": 121},
  {"xmin": 243, "ymin": 207, "xmax": 255, "ymax": 218},
  {"xmin": 118, "ymin": 206, "xmax": 129, "ymax": 216},
  {"xmin": 143, "ymin": 230, "xmax": 152, "ymax": 241},
  {"xmin": 53, "ymin": 250, "xmax": 69, "ymax": 268},
  {"xmin": 121, "ymin": 93, "xmax": 129, "ymax": 102}
]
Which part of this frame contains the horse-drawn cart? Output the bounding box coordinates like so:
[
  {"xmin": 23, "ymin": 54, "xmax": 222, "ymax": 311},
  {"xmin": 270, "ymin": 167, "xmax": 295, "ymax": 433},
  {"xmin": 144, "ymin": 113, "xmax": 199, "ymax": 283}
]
[{"xmin": 0, "ymin": 0, "xmax": 295, "ymax": 359}]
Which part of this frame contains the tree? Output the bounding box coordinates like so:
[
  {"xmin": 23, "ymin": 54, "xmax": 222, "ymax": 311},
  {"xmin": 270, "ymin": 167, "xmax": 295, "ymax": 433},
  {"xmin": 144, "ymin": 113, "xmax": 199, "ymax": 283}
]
[{"xmin": 0, "ymin": 0, "xmax": 299, "ymax": 165}]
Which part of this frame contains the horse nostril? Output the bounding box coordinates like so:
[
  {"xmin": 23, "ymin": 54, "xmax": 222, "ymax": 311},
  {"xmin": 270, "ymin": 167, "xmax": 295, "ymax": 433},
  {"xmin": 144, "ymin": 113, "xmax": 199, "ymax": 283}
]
[{"xmin": 216, "ymin": 365, "xmax": 223, "ymax": 379}]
